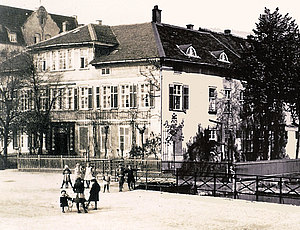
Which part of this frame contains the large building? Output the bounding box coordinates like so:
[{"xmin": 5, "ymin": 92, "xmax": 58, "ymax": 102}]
[
  {"xmin": 0, "ymin": 5, "xmax": 77, "ymax": 61},
  {"xmin": 0, "ymin": 5, "xmax": 297, "ymax": 160}
]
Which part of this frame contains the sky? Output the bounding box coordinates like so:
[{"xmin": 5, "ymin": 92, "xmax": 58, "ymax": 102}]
[{"xmin": 1, "ymin": 0, "xmax": 300, "ymax": 37}]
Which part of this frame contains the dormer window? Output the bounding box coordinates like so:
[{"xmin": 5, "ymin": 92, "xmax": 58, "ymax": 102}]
[
  {"xmin": 177, "ymin": 44, "xmax": 200, "ymax": 58},
  {"xmin": 8, "ymin": 32, "xmax": 17, "ymax": 43},
  {"xmin": 210, "ymin": 50, "xmax": 230, "ymax": 63},
  {"xmin": 219, "ymin": 52, "xmax": 229, "ymax": 63}
]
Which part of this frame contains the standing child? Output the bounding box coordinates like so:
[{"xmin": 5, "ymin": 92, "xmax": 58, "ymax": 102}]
[
  {"xmin": 84, "ymin": 162, "xmax": 93, "ymax": 188},
  {"xmin": 61, "ymin": 165, "xmax": 73, "ymax": 189},
  {"xmin": 73, "ymin": 178, "xmax": 88, "ymax": 213},
  {"xmin": 60, "ymin": 190, "xmax": 72, "ymax": 213},
  {"xmin": 87, "ymin": 178, "xmax": 101, "ymax": 210},
  {"xmin": 103, "ymin": 172, "xmax": 111, "ymax": 193}
]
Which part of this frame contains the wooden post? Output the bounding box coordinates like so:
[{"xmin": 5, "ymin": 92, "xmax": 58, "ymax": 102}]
[
  {"xmin": 234, "ymin": 173, "xmax": 237, "ymax": 199},
  {"xmin": 38, "ymin": 155, "xmax": 41, "ymax": 171},
  {"xmin": 256, "ymin": 176, "xmax": 259, "ymax": 201},
  {"xmin": 213, "ymin": 173, "xmax": 216, "ymax": 197},
  {"xmin": 176, "ymin": 168, "xmax": 179, "ymax": 193},
  {"xmin": 194, "ymin": 172, "xmax": 197, "ymax": 195},
  {"xmin": 279, "ymin": 177, "xmax": 283, "ymax": 204},
  {"xmin": 145, "ymin": 167, "xmax": 148, "ymax": 190},
  {"xmin": 60, "ymin": 155, "xmax": 63, "ymax": 169}
]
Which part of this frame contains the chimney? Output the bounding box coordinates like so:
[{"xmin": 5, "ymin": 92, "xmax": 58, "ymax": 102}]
[
  {"xmin": 186, "ymin": 24, "xmax": 194, "ymax": 30},
  {"xmin": 62, "ymin": 21, "xmax": 68, "ymax": 32},
  {"xmin": 96, "ymin": 20, "xmax": 102, "ymax": 25},
  {"xmin": 152, "ymin": 5, "xmax": 162, "ymax": 23},
  {"xmin": 224, "ymin": 29, "xmax": 231, "ymax": 35}
]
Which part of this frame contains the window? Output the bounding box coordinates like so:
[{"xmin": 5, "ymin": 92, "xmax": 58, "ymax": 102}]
[
  {"xmin": 140, "ymin": 84, "xmax": 154, "ymax": 107},
  {"xmin": 120, "ymin": 85, "xmax": 137, "ymax": 108},
  {"xmin": 9, "ymin": 32, "xmax": 17, "ymax": 43},
  {"xmin": 186, "ymin": 46, "xmax": 198, "ymax": 58},
  {"xmin": 96, "ymin": 87, "xmax": 100, "ymax": 108},
  {"xmin": 209, "ymin": 129, "xmax": 217, "ymax": 141},
  {"xmin": 59, "ymin": 51, "xmax": 66, "ymax": 70},
  {"xmin": 40, "ymin": 88, "xmax": 49, "ymax": 111},
  {"xmin": 52, "ymin": 51, "xmax": 57, "ymax": 71},
  {"xmin": 65, "ymin": 88, "xmax": 73, "ymax": 110},
  {"xmin": 80, "ymin": 49, "xmax": 88, "ymax": 68},
  {"xmin": 103, "ymin": 86, "xmax": 111, "ymax": 109},
  {"xmin": 34, "ymin": 33, "xmax": 41, "ymax": 44},
  {"xmin": 101, "ymin": 68, "xmax": 110, "ymax": 75},
  {"xmin": 218, "ymin": 52, "xmax": 229, "ymax": 63},
  {"xmin": 169, "ymin": 84, "xmax": 189, "ymax": 111},
  {"xmin": 119, "ymin": 126, "xmax": 130, "ymax": 154},
  {"xmin": 79, "ymin": 87, "xmax": 93, "ymax": 109},
  {"xmin": 67, "ymin": 49, "xmax": 73, "ymax": 69},
  {"xmin": 111, "ymin": 86, "xmax": 118, "ymax": 108},
  {"xmin": 225, "ymin": 89, "xmax": 231, "ymax": 100},
  {"xmin": 208, "ymin": 87, "xmax": 217, "ymax": 114}
]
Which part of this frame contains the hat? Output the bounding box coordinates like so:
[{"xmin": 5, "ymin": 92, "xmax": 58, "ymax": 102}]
[
  {"xmin": 91, "ymin": 178, "xmax": 97, "ymax": 182},
  {"xmin": 61, "ymin": 190, "xmax": 66, "ymax": 193}
]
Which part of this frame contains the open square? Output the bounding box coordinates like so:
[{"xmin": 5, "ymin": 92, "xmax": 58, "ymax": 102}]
[{"xmin": 1, "ymin": 170, "xmax": 300, "ymax": 230}]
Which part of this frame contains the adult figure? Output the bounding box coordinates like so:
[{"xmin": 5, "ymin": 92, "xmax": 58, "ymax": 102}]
[
  {"xmin": 117, "ymin": 163, "xmax": 125, "ymax": 192},
  {"xmin": 87, "ymin": 178, "xmax": 101, "ymax": 210},
  {"xmin": 84, "ymin": 162, "xmax": 93, "ymax": 188},
  {"xmin": 73, "ymin": 177, "xmax": 88, "ymax": 213},
  {"xmin": 126, "ymin": 165, "xmax": 135, "ymax": 191},
  {"xmin": 103, "ymin": 172, "xmax": 111, "ymax": 193}
]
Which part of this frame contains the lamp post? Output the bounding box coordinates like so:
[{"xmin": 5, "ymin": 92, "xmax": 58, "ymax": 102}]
[{"xmin": 136, "ymin": 124, "xmax": 146, "ymax": 158}]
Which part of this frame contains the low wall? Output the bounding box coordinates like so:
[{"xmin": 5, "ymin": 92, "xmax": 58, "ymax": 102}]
[{"xmin": 235, "ymin": 159, "xmax": 300, "ymax": 176}]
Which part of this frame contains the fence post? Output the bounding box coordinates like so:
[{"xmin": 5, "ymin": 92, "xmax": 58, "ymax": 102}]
[
  {"xmin": 38, "ymin": 155, "xmax": 41, "ymax": 171},
  {"xmin": 255, "ymin": 176, "xmax": 259, "ymax": 201},
  {"xmin": 234, "ymin": 173, "xmax": 237, "ymax": 199},
  {"xmin": 60, "ymin": 155, "xmax": 63, "ymax": 169},
  {"xmin": 279, "ymin": 177, "xmax": 283, "ymax": 204},
  {"xmin": 102, "ymin": 160, "xmax": 105, "ymax": 175},
  {"xmin": 145, "ymin": 167, "xmax": 148, "ymax": 190},
  {"xmin": 176, "ymin": 168, "xmax": 179, "ymax": 193},
  {"xmin": 213, "ymin": 173, "xmax": 216, "ymax": 197},
  {"xmin": 194, "ymin": 172, "xmax": 197, "ymax": 195}
]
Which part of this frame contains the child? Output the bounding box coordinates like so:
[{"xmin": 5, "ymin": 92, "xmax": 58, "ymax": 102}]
[
  {"xmin": 103, "ymin": 173, "xmax": 111, "ymax": 193},
  {"xmin": 61, "ymin": 165, "xmax": 73, "ymax": 189},
  {"xmin": 87, "ymin": 178, "xmax": 100, "ymax": 210},
  {"xmin": 84, "ymin": 162, "xmax": 93, "ymax": 188},
  {"xmin": 73, "ymin": 177, "xmax": 88, "ymax": 213},
  {"xmin": 60, "ymin": 190, "xmax": 71, "ymax": 213}
]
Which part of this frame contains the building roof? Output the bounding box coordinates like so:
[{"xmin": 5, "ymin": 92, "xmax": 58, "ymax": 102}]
[
  {"xmin": 28, "ymin": 23, "xmax": 119, "ymax": 50},
  {"xmin": 0, "ymin": 5, "xmax": 77, "ymax": 46},
  {"xmin": 91, "ymin": 23, "xmax": 160, "ymax": 63}
]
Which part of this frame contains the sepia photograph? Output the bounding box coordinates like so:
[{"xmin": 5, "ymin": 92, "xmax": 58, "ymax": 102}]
[{"xmin": 1, "ymin": 0, "xmax": 300, "ymax": 229}]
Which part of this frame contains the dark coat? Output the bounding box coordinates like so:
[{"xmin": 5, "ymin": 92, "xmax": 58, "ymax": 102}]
[
  {"xmin": 73, "ymin": 179, "xmax": 84, "ymax": 194},
  {"xmin": 126, "ymin": 168, "xmax": 135, "ymax": 183},
  {"xmin": 89, "ymin": 182, "xmax": 100, "ymax": 201},
  {"xmin": 60, "ymin": 196, "xmax": 71, "ymax": 207}
]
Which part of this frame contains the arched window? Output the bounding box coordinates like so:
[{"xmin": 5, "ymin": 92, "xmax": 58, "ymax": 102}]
[
  {"xmin": 186, "ymin": 46, "xmax": 198, "ymax": 58},
  {"xmin": 218, "ymin": 52, "xmax": 229, "ymax": 63}
]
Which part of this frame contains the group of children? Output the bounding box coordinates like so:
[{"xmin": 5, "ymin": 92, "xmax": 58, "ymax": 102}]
[{"xmin": 59, "ymin": 162, "xmax": 111, "ymax": 214}]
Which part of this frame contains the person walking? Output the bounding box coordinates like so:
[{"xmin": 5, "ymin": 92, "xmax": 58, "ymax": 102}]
[
  {"xmin": 103, "ymin": 172, "xmax": 111, "ymax": 193},
  {"xmin": 126, "ymin": 165, "xmax": 135, "ymax": 191},
  {"xmin": 117, "ymin": 163, "xmax": 125, "ymax": 192},
  {"xmin": 84, "ymin": 162, "xmax": 93, "ymax": 188},
  {"xmin": 73, "ymin": 177, "xmax": 88, "ymax": 213},
  {"xmin": 61, "ymin": 165, "xmax": 73, "ymax": 189},
  {"xmin": 87, "ymin": 178, "xmax": 101, "ymax": 210}
]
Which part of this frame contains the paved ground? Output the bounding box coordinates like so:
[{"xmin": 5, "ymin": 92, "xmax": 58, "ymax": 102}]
[{"xmin": 1, "ymin": 169, "xmax": 300, "ymax": 230}]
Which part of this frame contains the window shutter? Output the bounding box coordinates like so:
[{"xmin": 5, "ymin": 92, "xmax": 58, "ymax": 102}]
[
  {"xmin": 74, "ymin": 88, "xmax": 78, "ymax": 110},
  {"xmin": 183, "ymin": 85, "xmax": 189, "ymax": 110},
  {"xmin": 169, "ymin": 84, "xmax": 174, "ymax": 110},
  {"xmin": 88, "ymin": 87, "xmax": 93, "ymax": 109}
]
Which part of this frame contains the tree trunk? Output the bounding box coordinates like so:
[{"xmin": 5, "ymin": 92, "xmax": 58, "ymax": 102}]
[
  {"xmin": 38, "ymin": 132, "xmax": 43, "ymax": 155},
  {"xmin": 3, "ymin": 127, "xmax": 9, "ymax": 168}
]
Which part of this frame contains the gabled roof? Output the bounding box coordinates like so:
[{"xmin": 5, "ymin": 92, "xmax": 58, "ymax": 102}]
[
  {"xmin": 91, "ymin": 23, "xmax": 160, "ymax": 64},
  {"xmin": 0, "ymin": 5, "xmax": 77, "ymax": 46},
  {"xmin": 29, "ymin": 24, "xmax": 119, "ymax": 50}
]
